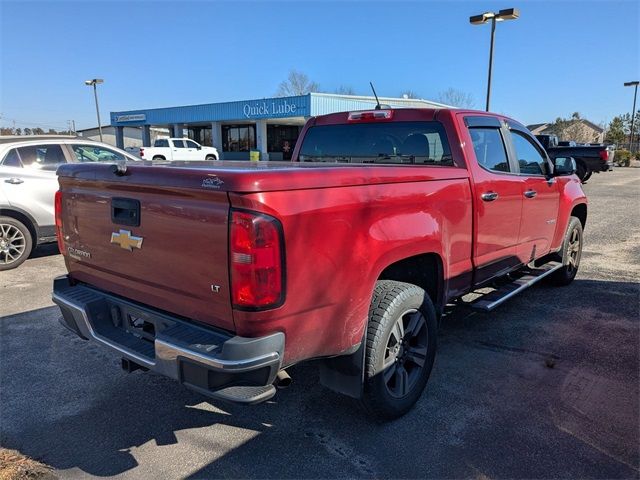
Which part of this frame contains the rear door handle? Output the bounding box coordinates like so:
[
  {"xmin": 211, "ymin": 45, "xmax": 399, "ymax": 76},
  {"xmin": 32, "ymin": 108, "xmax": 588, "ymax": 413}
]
[
  {"xmin": 524, "ymin": 190, "xmax": 537, "ymax": 198},
  {"xmin": 481, "ymin": 192, "xmax": 499, "ymax": 202},
  {"xmin": 4, "ymin": 178, "xmax": 24, "ymax": 185}
]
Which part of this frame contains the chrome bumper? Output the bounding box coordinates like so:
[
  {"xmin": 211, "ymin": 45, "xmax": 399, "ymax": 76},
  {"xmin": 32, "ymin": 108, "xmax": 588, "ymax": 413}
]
[{"xmin": 52, "ymin": 275, "xmax": 284, "ymax": 404}]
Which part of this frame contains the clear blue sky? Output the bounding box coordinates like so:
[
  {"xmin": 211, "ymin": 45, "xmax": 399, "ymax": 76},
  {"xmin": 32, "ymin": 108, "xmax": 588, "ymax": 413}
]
[{"xmin": 1, "ymin": 0, "xmax": 638, "ymax": 131}]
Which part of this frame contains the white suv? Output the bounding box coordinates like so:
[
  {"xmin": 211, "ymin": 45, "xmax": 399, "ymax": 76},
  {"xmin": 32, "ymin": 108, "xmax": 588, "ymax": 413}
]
[{"xmin": 0, "ymin": 136, "xmax": 139, "ymax": 270}]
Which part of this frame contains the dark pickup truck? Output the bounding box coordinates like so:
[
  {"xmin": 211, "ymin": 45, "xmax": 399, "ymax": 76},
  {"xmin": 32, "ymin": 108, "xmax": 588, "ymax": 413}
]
[{"xmin": 536, "ymin": 134, "xmax": 614, "ymax": 182}]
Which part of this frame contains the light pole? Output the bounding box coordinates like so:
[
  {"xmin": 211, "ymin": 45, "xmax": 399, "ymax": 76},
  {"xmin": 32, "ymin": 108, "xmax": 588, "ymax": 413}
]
[
  {"xmin": 470, "ymin": 8, "xmax": 519, "ymax": 112},
  {"xmin": 84, "ymin": 78, "xmax": 104, "ymax": 142},
  {"xmin": 624, "ymin": 81, "xmax": 639, "ymax": 151}
]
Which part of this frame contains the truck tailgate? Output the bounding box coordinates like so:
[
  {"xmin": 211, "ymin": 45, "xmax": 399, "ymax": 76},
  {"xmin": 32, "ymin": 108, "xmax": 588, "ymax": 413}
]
[{"xmin": 57, "ymin": 175, "xmax": 234, "ymax": 332}]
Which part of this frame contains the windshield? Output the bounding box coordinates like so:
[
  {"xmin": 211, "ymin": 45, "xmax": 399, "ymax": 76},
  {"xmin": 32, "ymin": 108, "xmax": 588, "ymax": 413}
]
[{"xmin": 298, "ymin": 121, "xmax": 453, "ymax": 165}]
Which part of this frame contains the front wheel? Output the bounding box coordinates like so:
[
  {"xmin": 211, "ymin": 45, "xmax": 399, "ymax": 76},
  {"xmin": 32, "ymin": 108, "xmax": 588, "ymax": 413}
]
[
  {"xmin": 361, "ymin": 280, "xmax": 437, "ymax": 421},
  {"xmin": 0, "ymin": 216, "xmax": 33, "ymax": 271},
  {"xmin": 546, "ymin": 216, "xmax": 583, "ymax": 286}
]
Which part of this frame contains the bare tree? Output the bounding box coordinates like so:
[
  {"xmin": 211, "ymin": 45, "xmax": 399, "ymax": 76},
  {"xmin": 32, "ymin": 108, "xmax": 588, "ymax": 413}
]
[
  {"xmin": 436, "ymin": 88, "xmax": 476, "ymax": 108},
  {"xmin": 400, "ymin": 90, "xmax": 420, "ymax": 99},
  {"xmin": 276, "ymin": 70, "xmax": 320, "ymax": 97},
  {"xmin": 334, "ymin": 85, "xmax": 356, "ymax": 95}
]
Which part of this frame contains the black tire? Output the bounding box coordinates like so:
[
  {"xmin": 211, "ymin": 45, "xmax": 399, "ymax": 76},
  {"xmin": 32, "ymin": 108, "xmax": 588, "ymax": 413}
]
[
  {"xmin": 576, "ymin": 161, "xmax": 590, "ymax": 183},
  {"xmin": 361, "ymin": 280, "xmax": 437, "ymax": 421},
  {"xmin": 582, "ymin": 170, "xmax": 592, "ymax": 182},
  {"xmin": 546, "ymin": 216, "xmax": 583, "ymax": 286},
  {"xmin": 205, "ymin": 155, "xmax": 217, "ymax": 161},
  {"xmin": 152, "ymin": 155, "xmax": 165, "ymax": 161},
  {"xmin": 0, "ymin": 216, "xmax": 33, "ymax": 271}
]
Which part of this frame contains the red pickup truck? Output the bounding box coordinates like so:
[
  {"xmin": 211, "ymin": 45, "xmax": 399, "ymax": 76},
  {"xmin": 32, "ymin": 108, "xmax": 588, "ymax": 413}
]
[{"xmin": 53, "ymin": 108, "xmax": 587, "ymax": 420}]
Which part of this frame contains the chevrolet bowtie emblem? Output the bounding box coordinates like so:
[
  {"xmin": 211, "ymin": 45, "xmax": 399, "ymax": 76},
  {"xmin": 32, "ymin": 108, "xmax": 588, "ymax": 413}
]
[{"xmin": 110, "ymin": 229, "xmax": 143, "ymax": 251}]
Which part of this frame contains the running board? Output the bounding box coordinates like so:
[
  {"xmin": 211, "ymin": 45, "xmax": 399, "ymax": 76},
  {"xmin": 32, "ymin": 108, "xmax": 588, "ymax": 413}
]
[{"xmin": 471, "ymin": 261, "xmax": 563, "ymax": 312}]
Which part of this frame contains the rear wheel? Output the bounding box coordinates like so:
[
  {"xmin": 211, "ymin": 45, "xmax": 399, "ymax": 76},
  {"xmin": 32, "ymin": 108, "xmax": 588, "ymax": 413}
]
[
  {"xmin": 576, "ymin": 161, "xmax": 590, "ymax": 183},
  {"xmin": 547, "ymin": 216, "xmax": 583, "ymax": 286},
  {"xmin": 0, "ymin": 216, "xmax": 33, "ymax": 271},
  {"xmin": 205, "ymin": 154, "xmax": 217, "ymax": 161},
  {"xmin": 152, "ymin": 155, "xmax": 165, "ymax": 161},
  {"xmin": 361, "ymin": 280, "xmax": 437, "ymax": 421}
]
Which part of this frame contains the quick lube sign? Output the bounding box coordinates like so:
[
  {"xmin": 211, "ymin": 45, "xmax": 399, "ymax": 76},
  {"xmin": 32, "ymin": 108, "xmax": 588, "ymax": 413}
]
[{"xmin": 242, "ymin": 98, "xmax": 302, "ymax": 119}]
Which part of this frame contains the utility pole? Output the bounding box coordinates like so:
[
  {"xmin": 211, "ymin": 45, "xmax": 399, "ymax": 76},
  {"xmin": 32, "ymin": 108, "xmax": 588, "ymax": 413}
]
[{"xmin": 624, "ymin": 81, "xmax": 639, "ymax": 152}]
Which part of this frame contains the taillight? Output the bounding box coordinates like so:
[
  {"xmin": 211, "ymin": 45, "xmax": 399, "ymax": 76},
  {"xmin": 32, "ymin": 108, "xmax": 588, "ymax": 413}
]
[
  {"xmin": 54, "ymin": 190, "xmax": 64, "ymax": 253},
  {"xmin": 139, "ymin": 148, "xmax": 144, "ymax": 158},
  {"xmin": 599, "ymin": 149, "xmax": 609, "ymax": 161},
  {"xmin": 347, "ymin": 110, "xmax": 393, "ymax": 122},
  {"xmin": 230, "ymin": 210, "xmax": 284, "ymax": 309}
]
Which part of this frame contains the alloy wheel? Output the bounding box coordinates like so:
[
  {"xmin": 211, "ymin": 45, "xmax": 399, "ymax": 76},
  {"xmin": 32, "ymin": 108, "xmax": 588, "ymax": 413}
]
[
  {"xmin": 0, "ymin": 223, "xmax": 26, "ymax": 266},
  {"xmin": 566, "ymin": 227, "xmax": 581, "ymax": 274},
  {"xmin": 382, "ymin": 308, "xmax": 429, "ymax": 398}
]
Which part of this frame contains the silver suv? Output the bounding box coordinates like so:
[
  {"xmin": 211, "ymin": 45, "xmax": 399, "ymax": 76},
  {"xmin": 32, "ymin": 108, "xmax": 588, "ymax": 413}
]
[{"xmin": 0, "ymin": 136, "xmax": 140, "ymax": 270}]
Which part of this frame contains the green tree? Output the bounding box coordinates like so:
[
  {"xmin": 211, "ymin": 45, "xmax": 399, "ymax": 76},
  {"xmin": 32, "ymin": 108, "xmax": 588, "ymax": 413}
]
[
  {"xmin": 24, "ymin": 127, "xmax": 32, "ymax": 135},
  {"xmin": 14, "ymin": 128, "xmax": 22, "ymax": 135},
  {"xmin": 32, "ymin": 127, "xmax": 45, "ymax": 135},
  {"xmin": 605, "ymin": 116, "xmax": 625, "ymax": 145}
]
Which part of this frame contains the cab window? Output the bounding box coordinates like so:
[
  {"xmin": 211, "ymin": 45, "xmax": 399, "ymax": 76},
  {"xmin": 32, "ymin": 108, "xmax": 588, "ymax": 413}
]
[
  {"xmin": 510, "ymin": 131, "xmax": 548, "ymax": 175},
  {"xmin": 172, "ymin": 140, "xmax": 186, "ymax": 148},
  {"xmin": 71, "ymin": 144, "xmax": 125, "ymax": 162},
  {"xmin": 186, "ymin": 140, "xmax": 199, "ymax": 149},
  {"xmin": 469, "ymin": 128, "xmax": 510, "ymax": 173}
]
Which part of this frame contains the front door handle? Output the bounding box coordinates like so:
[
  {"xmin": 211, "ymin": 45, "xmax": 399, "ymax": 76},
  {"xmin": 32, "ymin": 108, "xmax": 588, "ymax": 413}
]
[
  {"xmin": 524, "ymin": 190, "xmax": 537, "ymax": 198},
  {"xmin": 481, "ymin": 192, "xmax": 499, "ymax": 202},
  {"xmin": 4, "ymin": 178, "xmax": 24, "ymax": 185}
]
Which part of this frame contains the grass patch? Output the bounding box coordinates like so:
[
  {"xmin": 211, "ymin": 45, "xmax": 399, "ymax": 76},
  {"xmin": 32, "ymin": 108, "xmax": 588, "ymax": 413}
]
[{"xmin": 0, "ymin": 448, "xmax": 54, "ymax": 480}]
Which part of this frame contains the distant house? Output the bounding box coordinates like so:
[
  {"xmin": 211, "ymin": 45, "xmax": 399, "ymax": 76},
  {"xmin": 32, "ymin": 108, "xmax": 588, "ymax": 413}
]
[
  {"xmin": 527, "ymin": 119, "xmax": 604, "ymax": 144},
  {"xmin": 77, "ymin": 126, "xmax": 169, "ymax": 148}
]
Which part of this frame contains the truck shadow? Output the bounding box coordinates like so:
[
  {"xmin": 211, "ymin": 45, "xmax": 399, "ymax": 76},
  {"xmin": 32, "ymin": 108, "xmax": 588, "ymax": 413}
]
[
  {"xmin": 0, "ymin": 277, "xmax": 638, "ymax": 478},
  {"xmin": 28, "ymin": 243, "xmax": 60, "ymax": 259}
]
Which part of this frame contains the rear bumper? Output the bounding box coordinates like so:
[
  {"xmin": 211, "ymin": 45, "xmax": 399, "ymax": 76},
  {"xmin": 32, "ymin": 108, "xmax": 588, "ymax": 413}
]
[{"xmin": 52, "ymin": 275, "xmax": 284, "ymax": 404}]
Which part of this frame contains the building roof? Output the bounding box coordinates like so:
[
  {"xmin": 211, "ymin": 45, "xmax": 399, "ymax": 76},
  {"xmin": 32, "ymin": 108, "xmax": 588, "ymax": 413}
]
[
  {"xmin": 110, "ymin": 92, "xmax": 452, "ymax": 127},
  {"xmin": 527, "ymin": 119, "xmax": 604, "ymax": 135},
  {"xmin": 526, "ymin": 123, "xmax": 548, "ymax": 131}
]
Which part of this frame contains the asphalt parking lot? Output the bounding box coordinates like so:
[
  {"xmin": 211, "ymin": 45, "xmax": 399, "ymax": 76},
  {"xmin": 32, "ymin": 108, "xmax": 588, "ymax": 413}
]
[{"xmin": 1, "ymin": 169, "xmax": 638, "ymax": 479}]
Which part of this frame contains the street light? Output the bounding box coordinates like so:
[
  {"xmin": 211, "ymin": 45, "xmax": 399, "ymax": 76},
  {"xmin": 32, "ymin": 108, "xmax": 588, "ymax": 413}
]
[
  {"xmin": 84, "ymin": 78, "xmax": 104, "ymax": 142},
  {"xmin": 624, "ymin": 81, "xmax": 639, "ymax": 151},
  {"xmin": 470, "ymin": 8, "xmax": 520, "ymax": 112}
]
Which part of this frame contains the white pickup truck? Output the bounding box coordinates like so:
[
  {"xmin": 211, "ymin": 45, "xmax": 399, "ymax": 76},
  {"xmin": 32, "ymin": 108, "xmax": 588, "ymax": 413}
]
[{"xmin": 140, "ymin": 138, "xmax": 219, "ymax": 161}]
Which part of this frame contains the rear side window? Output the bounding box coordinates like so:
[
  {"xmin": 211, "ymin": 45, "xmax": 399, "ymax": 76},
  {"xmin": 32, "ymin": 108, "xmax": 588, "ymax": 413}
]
[
  {"xmin": 2, "ymin": 149, "xmax": 21, "ymax": 167},
  {"xmin": 298, "ymin": 121, "xmax": 453, "ymax": 165},
  {"xmin": 71, "ymin": 144, "xmax": 125, "ymax": 162},
  {"xmin": 16, "ymin": 144, "xmax": 67, "ymax": 167},
  {"xmin": 172, "ymin": 140, "xmax": 186, "ymax": 148},
  {"xmin": 154, "ymin": 139, "xmax": 169, "ymax": 147},
  {"xmin": 469, "ymin": 128, "xmax": 510, "ymax": 173}
]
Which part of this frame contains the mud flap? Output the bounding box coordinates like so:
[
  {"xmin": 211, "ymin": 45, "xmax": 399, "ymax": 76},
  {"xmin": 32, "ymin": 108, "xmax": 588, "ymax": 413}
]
[{"xmin": 318, "ymin": 341, "xmax": 365, "ymax": 399}]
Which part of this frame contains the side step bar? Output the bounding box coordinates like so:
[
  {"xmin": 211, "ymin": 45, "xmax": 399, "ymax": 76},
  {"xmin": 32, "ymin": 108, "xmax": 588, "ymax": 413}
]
[{"xmin": 472, "ymin": 261, "xmax": 563, "ymax": 312}]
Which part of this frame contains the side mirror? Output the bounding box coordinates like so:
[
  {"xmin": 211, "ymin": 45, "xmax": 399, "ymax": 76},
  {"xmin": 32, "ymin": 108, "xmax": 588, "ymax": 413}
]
[
  {"xmin": 197, "ymin": 145, "xmax": 202, "ymax": 150},
  {"xmin": 554, "ymin": 156, "xmax": 576, "ymax": 176}
]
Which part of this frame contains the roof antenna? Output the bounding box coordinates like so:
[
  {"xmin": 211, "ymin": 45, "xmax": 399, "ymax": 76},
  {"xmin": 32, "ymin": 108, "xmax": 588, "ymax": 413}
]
[{"xmin": 370, "ymin": 82, "xmax": 382, "ymax": 110}]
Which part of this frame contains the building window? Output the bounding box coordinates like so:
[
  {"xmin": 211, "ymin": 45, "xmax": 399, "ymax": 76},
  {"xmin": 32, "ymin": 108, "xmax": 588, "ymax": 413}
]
[
  {"xmin": 222, "ymin": 125, "xmax": 256, "ymax": 152},
  {"xmin": 267, "ymin": 125, "xmax": 300, "ymax": 160}
]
